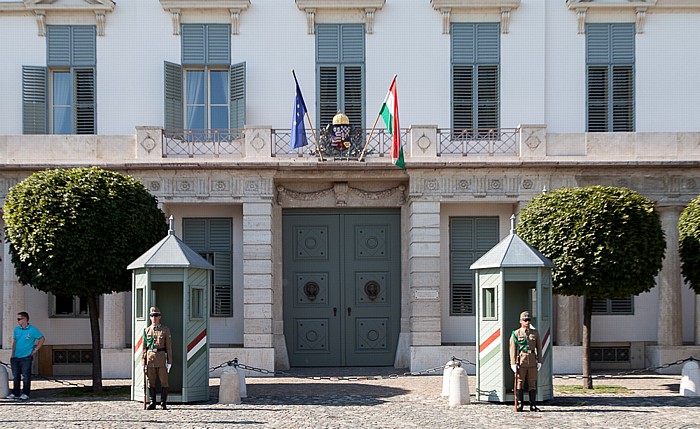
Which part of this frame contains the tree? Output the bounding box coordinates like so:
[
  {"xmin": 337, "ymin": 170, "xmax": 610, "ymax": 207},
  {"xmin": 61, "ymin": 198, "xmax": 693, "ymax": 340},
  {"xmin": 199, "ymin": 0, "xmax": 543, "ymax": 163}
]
[
  {"xmin": 517, "ymin": 186, "xmax": 665, "ymax": 388},
  {"xmin": 679, "ymin": 195, "xmax": 700, "ymax": 293},
  {"xmin": 4, "ymin": 167, "xmax": 168, "ymax": 392}
]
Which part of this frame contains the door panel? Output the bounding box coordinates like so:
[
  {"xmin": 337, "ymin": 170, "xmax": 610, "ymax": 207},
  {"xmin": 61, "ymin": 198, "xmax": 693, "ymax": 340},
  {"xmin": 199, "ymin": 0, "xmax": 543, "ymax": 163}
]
[{"xmin": 284, "ymin": 211, "xmax": 400, "ymax": 367}]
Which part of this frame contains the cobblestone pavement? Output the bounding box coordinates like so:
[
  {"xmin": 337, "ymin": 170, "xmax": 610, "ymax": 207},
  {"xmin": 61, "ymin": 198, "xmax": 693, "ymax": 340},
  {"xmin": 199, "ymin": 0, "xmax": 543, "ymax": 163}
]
[{"xmin": 1, "ymin": 368, "xmax": 698, "ymax": 429}]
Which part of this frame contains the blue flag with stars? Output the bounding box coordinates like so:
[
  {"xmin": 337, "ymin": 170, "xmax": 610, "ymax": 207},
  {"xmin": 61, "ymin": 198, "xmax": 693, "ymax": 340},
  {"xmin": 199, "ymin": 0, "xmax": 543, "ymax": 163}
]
[{"xmin": 290, "ymin": 73, "xmax": 308, "ymax": 151}]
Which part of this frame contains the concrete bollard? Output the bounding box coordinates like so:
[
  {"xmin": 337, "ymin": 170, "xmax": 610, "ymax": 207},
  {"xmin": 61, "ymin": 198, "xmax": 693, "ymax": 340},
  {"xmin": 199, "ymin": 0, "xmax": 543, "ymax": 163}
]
[
  {"xmin": 448, "ymin": 364, "xmax": 470, "ymax": 407},
  {"xmin": 239, "ymin": 369, "xmax": 247, "ymax": 398},
  {"xmin": 218, "ymin": 365, "xmax": 241, "ymax": 404},
  {"xmin": 441, "ymin": 360, "xmax": 455, "ymax": 397},
  {"xmin": 0, "ymin": 366, "xmax": 9, "ymax": 398},
  {"xmin": 680, "ymin": 360, "xmax": 699, "ymax": 397}
]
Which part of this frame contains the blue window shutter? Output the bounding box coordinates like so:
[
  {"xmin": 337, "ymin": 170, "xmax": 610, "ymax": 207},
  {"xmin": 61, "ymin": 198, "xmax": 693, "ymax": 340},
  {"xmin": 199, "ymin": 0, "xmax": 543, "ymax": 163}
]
[
  {"xmin": 587, "ymin": 66, "xmax": 609, "ymax": 132},
  {"xmin": 476, "ymin": 23, "xmax": 499, "ymax": 63},
  {"xmin": 316, "ymin": 24, "xmax": 340, "ymax": 63},
  {"xmin": 71, "ymin": 26, "xmax": 96, "ymax": 66},
  {"xmin": 183, "ymin": 218, "xmax": 207, "ymax": 250},
  {"xmin": 73, "ymin": 68, "xmax": 95, "ymax": 134},
  {"xmin": 182, "ymin": 24, "xmax": 206, "ymax": 65},
  {"xmin": 342, "ymin": 65, "xmax": 364, "ymax": 128},
  {"xmin": 319, "ymin": 65, "xmax": 338, "ymax": 127},
  {"xmin": 611, "ymin": 24, "xmax": 635, "ymax": 64},
  {"xmin": 476, "ymin": 65, "xmax": 499, "ymax": 129},
  {"xmin": 206, "ymin": 24, "xmax": 231, "ymax": 65},
  {"xmin": 230, "ymin": 61, "xmax": 246, "ymax": 129},
  {"xmin": 452, "ymin": 65, "xmax": 474, "ymax": 130},
  {"xmin": 451, "ymin": 23, "xmax": 475, "ymax": 64},
  {"xmin": 47, "ymin": 26, "xmax": 71, "ymax": 67},
  {"xmin": 586, "ymin": 24, "xmax": 611, "ymax": 64},
  {"xmin": 612, "ymin": 65, "xmax": 634, "ymax": 131},
  {"xmin": 340, "ymin": 24, "xmax": 364, "ymax": 63},
  {"xmin": 22, "ymin": 66, "xmax": 48, "ymax": 135},
  {"xmin": 164, "ymin": 61, "xmax": 183, "ymax": 130}
]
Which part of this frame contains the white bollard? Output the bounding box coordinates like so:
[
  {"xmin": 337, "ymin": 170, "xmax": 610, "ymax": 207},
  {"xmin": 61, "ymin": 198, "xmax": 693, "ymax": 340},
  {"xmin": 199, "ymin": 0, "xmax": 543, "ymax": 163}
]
[
  {"xmin": 218, "ymin": 365, "xmax": 241, "ymax": 404},
  {"xmin": 441, "ymin": 360, "xmax": 455, "ymax": 397},
  {"xmin": 680, "ymin": 360, "xmax": 699, "ymax": 397},
  {"xmin": 448, "ymin": 365, "xmax": 470, "ymax": 407},
  {"xmin": 0, "ymin": 366, "xmax": 9, "ymax": 398},
  {"xmin": 239, "ymin": 369, "xmax": 247, "ymax": 398}
]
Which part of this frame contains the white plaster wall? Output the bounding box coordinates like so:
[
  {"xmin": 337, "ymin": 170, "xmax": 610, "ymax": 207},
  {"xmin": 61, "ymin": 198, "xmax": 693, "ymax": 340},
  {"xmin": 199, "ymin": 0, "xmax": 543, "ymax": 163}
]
[
  {"xmin": 439, "ymin": 202, "xmax": 516, "ymax": 343},
  {"xmin": 164, "ymin": 203, "xmax": 244, "ymax": 346},
  {"xmin": 23, "ymin": 288, "xmax": 93, "ymax": 345},
  {"xmin": 591, "ymin": 288, "xmax": 659, "ymax": 342}
]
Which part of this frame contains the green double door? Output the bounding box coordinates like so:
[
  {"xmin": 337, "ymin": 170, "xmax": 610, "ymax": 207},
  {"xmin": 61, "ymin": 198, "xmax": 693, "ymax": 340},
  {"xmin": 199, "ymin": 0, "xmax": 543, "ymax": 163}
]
[{"xmin": 283, "ymin": 210, "xmax": 401, "ymax": 366}]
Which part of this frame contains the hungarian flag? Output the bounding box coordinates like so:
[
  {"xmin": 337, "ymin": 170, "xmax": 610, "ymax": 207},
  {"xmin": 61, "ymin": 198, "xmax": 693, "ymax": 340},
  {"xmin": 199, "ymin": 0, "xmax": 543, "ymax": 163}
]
[{"xmin": 379, "ymin": 75, "xmax": 404, "ymax": 169}]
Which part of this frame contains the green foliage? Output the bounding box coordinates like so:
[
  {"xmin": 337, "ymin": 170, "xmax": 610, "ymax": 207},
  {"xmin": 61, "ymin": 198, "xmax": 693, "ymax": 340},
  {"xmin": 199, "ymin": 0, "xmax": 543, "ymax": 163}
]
[
  {"xmin": 679, "ymin": 195, "xmax": 700, "ymax": 293},
  {"xmin": 517, "ymin": 186, "xmax": 665, "ymax": 299},
  {"xmin": 4, "ymin": 167, "xmax": 168, "ymax": 297}
]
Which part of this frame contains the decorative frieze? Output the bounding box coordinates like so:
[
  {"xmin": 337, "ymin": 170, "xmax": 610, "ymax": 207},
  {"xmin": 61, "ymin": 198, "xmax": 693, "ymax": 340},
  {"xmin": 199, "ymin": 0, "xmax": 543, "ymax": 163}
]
[
  {"xmin": 276, "ymin": 182, "xmax": 406, "ymax": 207},
  {"xmin": 159, "ymin": 0, "xmax": 251, "ymax": 35},
  {"xmin": 295, "ymin": 0, "xmax": 386, "ymax": 35}
]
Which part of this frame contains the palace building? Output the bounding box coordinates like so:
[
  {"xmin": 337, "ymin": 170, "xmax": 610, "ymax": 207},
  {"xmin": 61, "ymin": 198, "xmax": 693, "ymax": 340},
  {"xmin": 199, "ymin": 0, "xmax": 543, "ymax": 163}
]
[{"xmin": 0, "ymin": 0, "xmax": 698, "ymax": 377}]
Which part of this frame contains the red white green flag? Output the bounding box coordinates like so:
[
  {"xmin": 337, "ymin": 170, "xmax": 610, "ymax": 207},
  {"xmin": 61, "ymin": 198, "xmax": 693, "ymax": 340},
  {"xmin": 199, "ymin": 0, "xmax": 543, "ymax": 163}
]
[{"xmin": 379, "ymin": 75, "xmax": 404, "ymax": 169}]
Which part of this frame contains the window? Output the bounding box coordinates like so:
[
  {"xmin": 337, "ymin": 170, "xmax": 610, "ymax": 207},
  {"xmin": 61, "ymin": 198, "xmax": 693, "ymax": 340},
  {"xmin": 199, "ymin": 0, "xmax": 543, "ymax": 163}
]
[
  {"xmin": 23, "ymin": 25, "xmax": 96, "ymax": 135},
  {"xmin": 164, "ymin": 24, "xmax": 246, "ymax": 133},
  {"xmin": 451, "ymin": 23, "xmax": 499, "ymax": 132},
  {"xmin": 592, "ymin": 297, "xmax": 634, "ymax": 315},
  {"xmin": 482, "ymin": 287, "xmax": 496, "ymax": 319},
  {"xmin": 190, "ymin": 287, "xmax": 205, "ymax": 319},
  {"xmin": 449, "ymin": 216, "xmax": 499, "ymax": 315},
  {"xmin": 182, "ymin": 218, "xmax": 233, "ymax": 317},
  {"xmin": 135, "ymin": 287, "xmax": 145, "ymax": 320},
  {"xmin": 586, "ymin": 23, "xmax": 635, "ymax": 132},
  {"xmin": 51, "ymin": 294, "xmax": 88, "ymax": 317},
  {"xmin": 316, "ymin": 24, "xmax": 365, "ymax": 128}
]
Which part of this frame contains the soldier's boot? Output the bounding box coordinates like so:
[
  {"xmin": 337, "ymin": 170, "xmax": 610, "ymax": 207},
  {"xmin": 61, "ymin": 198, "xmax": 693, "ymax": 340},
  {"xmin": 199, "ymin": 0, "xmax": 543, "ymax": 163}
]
[
  {"xmin": 147, "ymin": 388, "xmax": 157, "ymax": 410},
  {"xmin": 529, "ymin": 390, "xmax": 541, "ymax": 412},
  {"xmin": 516, "ymin": 389, "xmax": 524, "ymax": 412},
  {"xmin": 160, "ymin": 387, "xmax": 168, "ymax": 410}
]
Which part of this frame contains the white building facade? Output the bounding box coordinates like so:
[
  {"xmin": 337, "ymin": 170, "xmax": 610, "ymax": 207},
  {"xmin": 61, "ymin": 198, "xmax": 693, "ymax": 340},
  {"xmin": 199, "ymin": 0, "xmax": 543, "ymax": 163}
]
[{"xmin": 0, "ymin": 0, "xmax": 698, "ymax": 377}]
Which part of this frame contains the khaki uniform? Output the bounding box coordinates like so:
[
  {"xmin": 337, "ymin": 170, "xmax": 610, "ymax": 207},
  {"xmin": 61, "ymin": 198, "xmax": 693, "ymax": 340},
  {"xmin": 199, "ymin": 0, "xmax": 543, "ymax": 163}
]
[
  {"xmin": 509, "ymin": 326, "xmax": 541, "ymax": 390},
  {"xmin": 143, "ymin": 324, "xmax": 173, "ymax": 388}
]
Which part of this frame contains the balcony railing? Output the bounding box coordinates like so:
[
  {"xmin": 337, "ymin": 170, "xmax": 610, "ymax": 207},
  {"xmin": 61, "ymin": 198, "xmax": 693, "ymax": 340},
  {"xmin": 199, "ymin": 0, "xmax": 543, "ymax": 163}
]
[
  {"xmin": 437, "ymin": 128, "xmax": 519, "ymax": 156},
  {"xmin": 272, "ymin": 128, "xmax": 409, "ymax": 158},
  {"xmin": 163, "ymin": 128, "xmax": 244, "ymax": 158}
]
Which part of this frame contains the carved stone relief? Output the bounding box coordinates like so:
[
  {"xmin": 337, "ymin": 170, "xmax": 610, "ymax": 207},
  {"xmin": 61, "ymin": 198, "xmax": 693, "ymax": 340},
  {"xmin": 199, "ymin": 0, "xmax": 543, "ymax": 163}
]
[{"xmin": 276, "ymin": 182, "xmax": 406, "ymax": 207}]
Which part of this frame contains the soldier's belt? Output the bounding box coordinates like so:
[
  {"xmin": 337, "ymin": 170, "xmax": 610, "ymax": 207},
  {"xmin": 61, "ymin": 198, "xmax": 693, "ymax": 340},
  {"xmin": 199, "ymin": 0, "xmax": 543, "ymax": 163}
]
[
  {"xmin": 520, "ymin": 351, "xmax": 534, "ymax": 354},
  {"xmin": 149, "ymin": 348, "xmax": 167, "ymax": 352}
]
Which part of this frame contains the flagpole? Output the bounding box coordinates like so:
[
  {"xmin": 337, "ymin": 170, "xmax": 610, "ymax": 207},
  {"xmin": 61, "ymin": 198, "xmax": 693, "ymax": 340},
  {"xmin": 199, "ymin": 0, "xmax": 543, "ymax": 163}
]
[
  {"xmin": 292, "ymin": 69, "xmax": 324, "ymax": 161},
  {"xmin": 358, "ymin": 74, "xmax": 396, "ymax": 163}
]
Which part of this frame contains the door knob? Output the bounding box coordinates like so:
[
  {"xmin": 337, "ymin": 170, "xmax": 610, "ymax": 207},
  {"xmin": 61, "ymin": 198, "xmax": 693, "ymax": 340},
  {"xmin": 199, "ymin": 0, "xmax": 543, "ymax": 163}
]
[
  {"xmin": 333, "ymin": 307, "xmax": 337, "ymax": 316},
  {"xmin": 347, "ymin": 307, "xmax": 352, "ymax": 316}
]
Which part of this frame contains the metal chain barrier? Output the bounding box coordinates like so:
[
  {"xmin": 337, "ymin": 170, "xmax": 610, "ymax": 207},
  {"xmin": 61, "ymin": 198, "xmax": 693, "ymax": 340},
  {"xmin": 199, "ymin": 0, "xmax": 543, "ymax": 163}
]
[
  {"xmin": 553, "ymin": 356, "xmax": 699, "ymax": 381},
  {"xmin": 1, "ymin": 359, "xmax": 87, "ymax": 388}
]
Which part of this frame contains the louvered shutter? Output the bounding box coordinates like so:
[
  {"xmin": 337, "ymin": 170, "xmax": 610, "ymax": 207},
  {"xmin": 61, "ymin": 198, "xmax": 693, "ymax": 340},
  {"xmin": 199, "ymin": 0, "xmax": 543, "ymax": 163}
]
[
  {"xmin": 476, "ymin": 24, "xmax": 499, "ymax": 63},
  {"xmin": 207, "ymin": 24, "xmax": 231, "ymax": 65},
  {"xmin": 452, "ymin": 65, "xmax": 473, "ymax": 131},
  {"xmin": 343, "ymin": 65, "xmax": 363, "ymax": 128},
  {"xmin": 71, "ymin": 26, "xmax": 96, "ymax": 66},
  {"xmin": 164, "ymin": 61, "xmax": 183, "ymax": 131},
  {"xmin": 182, "ymin": 24, "xmax": 206, "ymax": 65},
  {"xmin": 476, "ymin": 65, "xmax": 498, "ymax": 129},
  {"xmin": 74, "ymin": 68, "xmax": 95, "ymax": 134},
  {"xmin": 22, "ymin": 66, "xmax": 48, "ymax": 135},
  {"xmin": 316, "ymin": 24, "xmax": 340, "ymax": 63},
  {"xmin": 593, "ymin": 297, "xmax": 633, "ymax": 314},
  {"xmin": 340, "ymin": 24, "xmax": 364, "ymax": 63},
  {"xmin": 47, "ymin": 26, "xmax": 71, "ymax": 67},
  {"xmin": 450, "ymin": 217, "xmax": 499, "ymax": 315},
  {"xmin": 182, "ymin": 218, "xmax": 207, "ymax": 249},
  {"xmin": 612, "ymin": 66, "xmax": 634, "ymax": 131},
  {"xmin": 230, "ymin": 62, "xmax": 246, "ymax": 129},
  {"xmin": 319, "ymin": 66, "xmax": 338, "ymax": 127},
  {"xmin": 210, "ymin": 219, "xmax": 233, "ymax": 317},
  {"xmin": 587, "ymin": 66, "xmax": 609, "ymax": 132}
]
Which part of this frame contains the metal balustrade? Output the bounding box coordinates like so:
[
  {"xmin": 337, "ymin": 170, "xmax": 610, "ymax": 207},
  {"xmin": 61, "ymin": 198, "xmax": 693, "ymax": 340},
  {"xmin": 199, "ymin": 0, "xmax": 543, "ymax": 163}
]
[
  {"xmin": 437, "ymin": 128, "xmax": 519, "ymax": 156},
  {"xmin": 163, "ymin": 128, "xmax": 244, "ymax": 158},
  {"xmin": 272, "ymin": 128, "xmax": 409, "ymax": 158}
]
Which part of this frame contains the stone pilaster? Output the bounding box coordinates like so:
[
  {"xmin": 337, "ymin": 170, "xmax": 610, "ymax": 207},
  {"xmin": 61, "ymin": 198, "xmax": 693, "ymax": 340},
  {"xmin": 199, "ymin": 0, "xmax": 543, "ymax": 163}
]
[
  {"xmin": 2, "ymin": 239, "xmax": 24, "ymax": 349},
  {"xmin": 242, "ymin": 200, "xmax": 274, "ymax": 348},
  {"xmin": 555, "ymin": 295, "xmax": 581, "ymax": 346},
  {"xmin": 102, "ymin": 292, "xmax": 126, "ymax": 349},
  {"xmin": 408, "ymin": 200, "xmax": 441, "ymax": 346},
  {"xmin": 657, "ymin": 205, "xmax": 683, "ymax": 346}
]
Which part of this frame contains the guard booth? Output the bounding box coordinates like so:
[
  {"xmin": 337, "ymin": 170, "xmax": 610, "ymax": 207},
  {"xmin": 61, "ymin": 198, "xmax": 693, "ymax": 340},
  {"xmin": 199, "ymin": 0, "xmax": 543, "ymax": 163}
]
[
  {"xmin": 128, "ymin": 216, "xmax": 214, "ymax": 403},
  {"xmin": 470, "ymin": 215, "xmax": 555, "ymax": 403}
]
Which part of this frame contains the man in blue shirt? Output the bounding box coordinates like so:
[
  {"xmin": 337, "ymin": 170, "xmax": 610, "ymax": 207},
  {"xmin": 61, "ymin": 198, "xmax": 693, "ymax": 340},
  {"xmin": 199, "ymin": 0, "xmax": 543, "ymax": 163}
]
[{"xmin": 7, "ymin": 312, "xmax": 45, "ymax": 400}]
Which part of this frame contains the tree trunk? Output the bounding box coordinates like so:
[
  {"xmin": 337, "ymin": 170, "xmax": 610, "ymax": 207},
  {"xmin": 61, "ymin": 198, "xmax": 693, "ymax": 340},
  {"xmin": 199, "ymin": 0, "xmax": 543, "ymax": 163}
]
[
  {"xmin": 582, "ymin": 295, "xmax": 593, "ymax": 389},
  {"xmin": 87, "ymin": 292, "xmax": 103, "ymax": 393}
]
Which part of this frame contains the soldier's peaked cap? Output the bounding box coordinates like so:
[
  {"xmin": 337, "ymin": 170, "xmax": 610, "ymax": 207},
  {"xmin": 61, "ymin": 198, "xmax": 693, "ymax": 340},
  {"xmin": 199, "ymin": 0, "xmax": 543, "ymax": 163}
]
[
  {"xmin": 149, "ymin": 307, "xmax": 161, "ymax": 314},
  {"xmin": 520, "ymin": 311, "xmax": 530, "ymax": 320}
]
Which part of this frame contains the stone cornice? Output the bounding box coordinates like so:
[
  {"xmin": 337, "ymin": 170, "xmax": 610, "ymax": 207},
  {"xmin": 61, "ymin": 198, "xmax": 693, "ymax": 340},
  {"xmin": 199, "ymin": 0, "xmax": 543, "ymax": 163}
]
[
  {"xmin": 159, "ymin": 0, "xmax": 251, "ymax": 35},
  {"xmin": 430, "ymin": 0, "xmax": 521, "ymax": 34},
  {"xmin": 0, "ymin": 0, "xmax": 115, "ymax": 36},
  {"xmin": 295, "ymin": 0, "xmax": 385, "ymax": 34}
]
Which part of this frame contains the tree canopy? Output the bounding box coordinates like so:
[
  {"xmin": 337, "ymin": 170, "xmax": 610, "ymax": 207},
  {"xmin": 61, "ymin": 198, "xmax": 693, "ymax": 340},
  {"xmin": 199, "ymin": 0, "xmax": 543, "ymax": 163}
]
[
  {"xmin": 679, "ymin": 195, "xmax": 700, "ymax": 293},
  {"xmin": 4, "ymin": 167, "xmax": 168, "ymax": 297},
  {"xmin": 517, "ymin": 186, "xmax": 665, "ymax": 298}
]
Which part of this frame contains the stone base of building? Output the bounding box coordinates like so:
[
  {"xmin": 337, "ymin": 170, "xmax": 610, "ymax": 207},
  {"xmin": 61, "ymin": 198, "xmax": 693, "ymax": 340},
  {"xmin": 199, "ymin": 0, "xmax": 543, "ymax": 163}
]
[{"xmin": 646, "ymin": 345, "xmax": 700, "ymax": 374}]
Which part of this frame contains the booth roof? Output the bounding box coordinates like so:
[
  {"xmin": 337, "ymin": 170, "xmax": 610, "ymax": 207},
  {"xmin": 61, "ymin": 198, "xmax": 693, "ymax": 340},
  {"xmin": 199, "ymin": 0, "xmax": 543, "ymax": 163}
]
[
  {"xmin": 469, "ymin": 232, "xmax": 556, "ymax": 270},
  {"xmin": 127, "ymin": 231, "xmax": 215, "ymax": 270}
]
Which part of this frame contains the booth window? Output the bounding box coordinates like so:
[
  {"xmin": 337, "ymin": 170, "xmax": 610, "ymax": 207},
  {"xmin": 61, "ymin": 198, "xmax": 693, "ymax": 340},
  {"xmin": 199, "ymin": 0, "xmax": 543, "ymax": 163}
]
[
  {"xmin": 182, "ymin": 217, "xmax": 233, "ymax": 317},
  {"xmin": 482, "ymin": 287, "xmax": 496, "ymax": 319},
  {"xmin": 592, "ymin": 297, "xmax": 633, "ymax": 315},
  {"xmin": 191, "ymin": 287, "xmax": 205, "ymax": 319},
  {"xmin": 50, "ymin": 294, "xmax": 88, "ymax": 317},
  {"xmin": 135, "ymin": 287, "xmax": 145, "ymax": 319},
  {"xmin": 449, "ymin": 216, "xmax": 499, "ymax": 315}
]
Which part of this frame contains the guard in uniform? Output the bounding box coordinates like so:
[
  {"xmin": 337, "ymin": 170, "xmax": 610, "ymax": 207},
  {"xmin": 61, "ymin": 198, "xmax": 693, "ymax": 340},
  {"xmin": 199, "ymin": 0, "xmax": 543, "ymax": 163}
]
[
  {"xmin": 509, "ymin": 311, "xmax": 542, "ymax": 412},
  {"xmin": 143, "ymin": 307, "xmax": 173, "ymax": 410}
]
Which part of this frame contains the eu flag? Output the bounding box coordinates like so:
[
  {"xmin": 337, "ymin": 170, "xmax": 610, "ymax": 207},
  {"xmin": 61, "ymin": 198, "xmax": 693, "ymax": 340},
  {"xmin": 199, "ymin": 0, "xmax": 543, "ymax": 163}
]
[{"xmin": 290, "ymin": 73, "xmax": 308, "ymax": 151}]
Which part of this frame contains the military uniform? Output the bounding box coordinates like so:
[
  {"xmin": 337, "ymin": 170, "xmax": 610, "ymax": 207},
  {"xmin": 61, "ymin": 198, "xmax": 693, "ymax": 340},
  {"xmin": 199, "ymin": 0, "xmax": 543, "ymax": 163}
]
[
  {"xmin": 142, "ymin": 307, "xmax": 173, "ymax": 410},
  {"xmin": 509, "ymin": 311, "xmax": 542, "ymax": 412}
]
